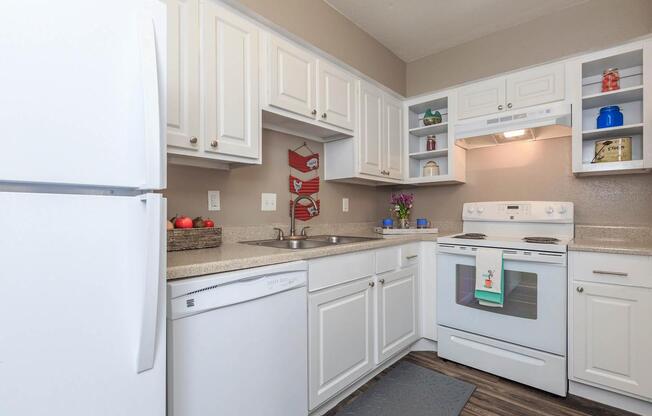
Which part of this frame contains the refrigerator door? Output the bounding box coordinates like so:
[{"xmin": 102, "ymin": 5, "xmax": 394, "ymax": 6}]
[
  {"xmin": 0, "ymin": 0, "xmax": 166, "ymax": 190},
  {"xmin": 0, "ymin": 192, "xmax": 166, "ymax": 416}
]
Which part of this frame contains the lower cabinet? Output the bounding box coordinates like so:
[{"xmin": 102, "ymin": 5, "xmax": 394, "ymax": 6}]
[
  {"xmin": 376, "ymin": 266, "xmax": 418, "ymax": 364},
  {"xmin": 308, "ymin": 246, "xmax": 421, "ymax": 411},
  {"xmin": 572, "ymin": 281, "xmax": 652, "ymax": 398},
  {"xmin": 308, "ymin": 278, "xmax": 374, "ymax": 410}
]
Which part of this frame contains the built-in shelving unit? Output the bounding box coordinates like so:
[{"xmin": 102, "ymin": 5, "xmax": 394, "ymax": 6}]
[
  {"xmin": 572, "ymin": 41, "xmax": 651, "ymax": 175},
  {"xmin": 403, "ymin": 92, "xmax": 465, "ymax": 184}
]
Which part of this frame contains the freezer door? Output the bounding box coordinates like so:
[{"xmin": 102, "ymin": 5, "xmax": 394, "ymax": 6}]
[
  {"xmin": 0, "ymin": 192, "xmax": 166, "ymax": 416},
  {"xmin": 0, "ymin": 0, "xmax": 166, "ymax": 190}
]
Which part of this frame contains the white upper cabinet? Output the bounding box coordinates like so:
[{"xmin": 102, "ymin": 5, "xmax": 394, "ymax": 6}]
[
  {"xmin": 167, "ymin": 0, "xmax": 200, "ymax": 152},
  {"xmin": 358, "ymin": 81, "xmax": 384, "ymax": 176},
  {"xmin": 457, "ymin": 63, "xmax": 565, "ymax": 119},
  {"xmin": 506, "ymin": 63, "xmax": 565, "ymax": 110},
  {"xmin": 267, "ymin": 35, "xmax": 317, "ymax": 119},
  {"xmin": 572, "ymin": 281, "xmax": 652, "ymax": 398},
  {"xmin": 202, "ymin": 1, "xmax": 260, "ymax": 159},
  {"xmin": 318, "ymin": 61, "xmax": 356, "ymax": 131},
  {"xmin": 383, "ymin": 95, "xmax": 404, "ymax": 179},
  {"xmin": 457, "ymin": 77, "xmax": 506, "ymax": 120}
]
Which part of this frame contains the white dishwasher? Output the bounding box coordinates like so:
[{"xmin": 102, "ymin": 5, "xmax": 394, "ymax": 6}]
[{"xmin": 167, "ymin": 261, "xmax": 308, "ymax": 416}]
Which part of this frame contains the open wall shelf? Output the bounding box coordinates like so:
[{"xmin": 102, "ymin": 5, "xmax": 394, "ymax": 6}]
[{"xmin": 572, "ymin": 41, "xmax": 651, "ymax": 175}]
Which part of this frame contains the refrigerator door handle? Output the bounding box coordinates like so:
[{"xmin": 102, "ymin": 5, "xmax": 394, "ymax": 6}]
[
  {"xmin": 136, "ymin": 193, "xmax": 163, "ymax": 373},
  {"xmin": 138, "ymin": 10, "xmax": 164, "ymax": 191}
]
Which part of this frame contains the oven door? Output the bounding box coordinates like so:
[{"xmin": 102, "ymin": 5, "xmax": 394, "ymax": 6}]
[{"xmin": 437, "ymin": 244, "xmax": 567, "ymax": 355}]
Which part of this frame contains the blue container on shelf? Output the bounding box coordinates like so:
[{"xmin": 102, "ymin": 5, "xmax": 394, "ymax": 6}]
[
  {"xmin": 382, "ymin": 218, "xmax": 394, "ymax": 229},
  {"xmin": 596, "ymin": 106, "xmax": 624, "ymax": 129}
]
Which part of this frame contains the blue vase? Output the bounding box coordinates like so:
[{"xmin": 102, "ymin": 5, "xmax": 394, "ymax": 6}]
[{"xmin": 596, "ymin": 106, "xmax": 624, "ymax": 129}]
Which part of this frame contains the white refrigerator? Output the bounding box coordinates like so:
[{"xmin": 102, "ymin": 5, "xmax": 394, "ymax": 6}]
[{"xmin": 0, "ymin": 1, "xmax": 167, "ymax": 415}]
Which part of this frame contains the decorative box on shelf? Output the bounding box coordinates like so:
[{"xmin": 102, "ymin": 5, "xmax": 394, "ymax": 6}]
[{"xmin": 167, "ymin": 227, "xmax": 222, "ymax": 251}]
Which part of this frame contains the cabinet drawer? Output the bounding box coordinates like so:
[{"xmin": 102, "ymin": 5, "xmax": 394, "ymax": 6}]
[
  {"xmin": 309, "ymin": 251, "xmax": 374, "ymax": 292},
  {"xmin": 376, "ymin": 246, "xmax": 399, "ymax": 274},
  {"xmin": 571, "ymin": 251, "xmax": 652, "ymax": 288},
  {"xmin": 401, "ymin": 244, "xmax": 420, "ymax": 268}
]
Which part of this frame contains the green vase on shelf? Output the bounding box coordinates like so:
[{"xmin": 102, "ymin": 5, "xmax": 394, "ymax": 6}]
[{"xmin": 423, "ymin": 109, "xmax": 442, "ymax": 126}]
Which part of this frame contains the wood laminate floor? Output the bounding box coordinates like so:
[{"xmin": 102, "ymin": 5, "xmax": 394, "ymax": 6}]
[{"xmin": 327, "ymin": 352, "xmax": 637, "ymax": 416}]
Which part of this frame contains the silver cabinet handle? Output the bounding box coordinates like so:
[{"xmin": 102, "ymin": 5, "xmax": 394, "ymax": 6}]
[
  {"xmin": 507, "ymin": 103, "xmax": 513, "ymax": 109},
  {"xmin": 189, "ymin": 136, "xmax": 198, "ymax": 144},
  {"xmin": 210, "ymin": 140, "xmax": 218, "ymax": 148},
  {"xmin": 369, "ymin": 281, "xmax": 375, "ymax": 287},
  {"xmin": 321, "ymin": 113, "xmax": 327, "ymax": 119},
  {"xmin": 577, "ymin": 286, "xmax": 584, "ymax": 293},
  {"xmin": 498, "ymin": 105, "xmax": 503, "ymax": 110},
  {"xmin": 593, "ymin": 270, "xmax": 628, "ymax": 277},
  {"xmin": 406, "ymin": 255, "xmax": 418, "ymax": 259},
  {"xmin": 379, "ymin": 278, "xmax": 385, "ymax": 284},
  {"xmin": 311, "ymin": 109, "xmax": 317, "ymax": 115}
]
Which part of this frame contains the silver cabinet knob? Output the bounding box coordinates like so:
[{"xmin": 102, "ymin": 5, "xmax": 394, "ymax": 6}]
[
  {"xmin": 577, "ymin": 286, "xmax": 584, "ymax": 293},
  {"xmin": 189, "ymin": 136, "xmax": 198, "ymax": 144},
  {"xmin": 210, "ymin": 140, "xmax": 218, "ymax": 148},
  {"xmin": 369, "ymin": 281, "xmax": 375, "ymax": 287},
  {"xmin": 507, "ymin": 103, "xmax": 513, "ymax": 109},
  {"xmin": 311, "ymin": 109, "xmax": 317, "ymax": 115},
  {"xmin": 498, "ymin": 105, "xmax": 503, "ymax": 110},
  {"xmin": 379, "ymin": 279, "xmax": 385, "ymax": 284},
  {"xmin": 321, "ymin": 113, "xmax": 327, "ymax": 119}
]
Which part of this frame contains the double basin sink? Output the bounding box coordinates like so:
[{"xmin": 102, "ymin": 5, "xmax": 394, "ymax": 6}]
[{"xmin": 241, "ymin": 235, "xmax": 379, "ymax": 250}]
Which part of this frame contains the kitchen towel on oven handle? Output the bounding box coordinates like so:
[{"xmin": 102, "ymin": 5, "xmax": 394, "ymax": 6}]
[{"xmin": 474, "ymin": 248, "xmax": 504, "ymax": 307}]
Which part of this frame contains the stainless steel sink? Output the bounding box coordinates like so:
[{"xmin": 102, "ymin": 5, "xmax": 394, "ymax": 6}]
[
  {"xmin": 240, "ymin": 235, "xmax": 380, "ymax": 250},
  {"xmin": 307, "ymin": 235, "xmax": 380, "ymax": 244},
  {"xmin": 242, "ymin": 239, "xmax": 333, "ymax": 250}
]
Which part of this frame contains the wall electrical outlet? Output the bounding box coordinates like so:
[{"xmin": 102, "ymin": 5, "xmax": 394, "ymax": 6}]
[
  {"xmin": 342, "ymin": 197, "xmax": 349, "ymax": 212},
  {"xmin": 208, "ymin": 191, "xmax": 221, "ymax": 211},
  {"xmin": 261, "ymin": 193, "xmax": 277, "ymax": 211}
]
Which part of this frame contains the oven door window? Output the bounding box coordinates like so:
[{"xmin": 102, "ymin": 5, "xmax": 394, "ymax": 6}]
[{"xmin": 455, "ymin": 264, "xmax": 537, "ymax": 319}]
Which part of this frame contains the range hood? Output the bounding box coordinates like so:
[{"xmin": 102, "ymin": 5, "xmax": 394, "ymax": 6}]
[{"xmin": 455, "ymin": 102, "xmax": 572, "ymax": 149}]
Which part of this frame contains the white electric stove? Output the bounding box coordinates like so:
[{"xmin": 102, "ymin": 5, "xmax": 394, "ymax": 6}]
[{"xmin": 436, "ymin": 201, "xmax": 574, "ymax": 397}]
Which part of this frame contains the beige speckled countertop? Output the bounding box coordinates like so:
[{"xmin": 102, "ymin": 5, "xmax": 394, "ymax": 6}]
[
  {"xmin": 569, "ymin": 225, "xmax": 652, "ymax": 256},
  {"xmin": 167, "ymin": 232, "xmax": 442, "ymax": 280}
]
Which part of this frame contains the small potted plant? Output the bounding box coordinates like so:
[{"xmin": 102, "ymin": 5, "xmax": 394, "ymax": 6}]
[{"xmin": 390, "ymin": 192, "xmax": 414, "ymax": 229}]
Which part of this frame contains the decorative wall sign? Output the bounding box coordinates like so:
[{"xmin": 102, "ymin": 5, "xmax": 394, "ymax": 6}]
[
  {"xmin": 288, "ymin": 149, "xmax": 319, "ymax": 172},
  {"xmin": 289, "ymin": 175, "xmax": 320, "ymax": 195},
  {"xmin": 289, "ymin": 199, "xmax": 320, "ymax": 221},
  {"xmin": 289, "ymin": 142, "xmax": 320, "ymax": 221}
]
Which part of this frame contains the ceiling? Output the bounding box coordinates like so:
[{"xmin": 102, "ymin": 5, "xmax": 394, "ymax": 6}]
[{"xmin": 324, "ymin": 0, "xmax": 588, "ymax": 62}]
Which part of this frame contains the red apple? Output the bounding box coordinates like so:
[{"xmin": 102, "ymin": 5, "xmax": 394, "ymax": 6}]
[
  {"xmin": 174, "ymin": 216, "xmax": 193, "ymax": 229},
  {"xmin": 204, "ymin": 218, "xmax": 215, "ymax": 228}
]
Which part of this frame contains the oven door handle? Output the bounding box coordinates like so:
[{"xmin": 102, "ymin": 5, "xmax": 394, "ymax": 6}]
[{"xmin": 437, "ymin": 245, "xmax": 566, "ymax": 265}]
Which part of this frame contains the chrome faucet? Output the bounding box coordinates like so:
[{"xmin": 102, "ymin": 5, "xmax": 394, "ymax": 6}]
[{"xmin": 288, "ymin": 195, "xmax": 318, "ymax": 240}]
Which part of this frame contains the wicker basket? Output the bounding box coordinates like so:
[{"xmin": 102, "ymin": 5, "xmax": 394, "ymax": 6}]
[{"xmin": 167, "ymin": 227, "xmax": 222, "ymax": 252}]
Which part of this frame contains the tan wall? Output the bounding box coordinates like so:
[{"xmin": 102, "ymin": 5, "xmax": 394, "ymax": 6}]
[
  {"xmin": 235, "ymin": 0, "xmax": 406, "ymax": 95},
  {"xmin": 407, "ymin": 0, "xmax": 652, "ymax": 96},
  {"xmin": 376, "ymin": 138, "xmax": 652, "ymax": 226},
  {"xmin": 165, "ymin": 130, "xmax": 379, "ymax": 226}
]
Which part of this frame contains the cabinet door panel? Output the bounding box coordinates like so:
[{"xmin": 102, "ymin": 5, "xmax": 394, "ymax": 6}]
[
  {"xmin": 377, "ymin": 266, "xmax": 418, "ymax": 364},
  {"xmin": 358, "ymin": 82, "xmax": 383, "ymax": 177},
  {"xmin": 202, "ymin": 2, "xmax": 259, "ymax": 159},
  {"xmin": 506, "ymin": 64, "xmax": 565, "ymax": 110},
  {"xmin": 572, "ymin": 282, "xmax": 652, "ymax": 398},
  {"xmin": 383, "ymin": 96, "xmax": 403, "ymax": 179},
  {"xmin": 457, "ymin": 77, "xmax": 505, "ymax": 119},
  {"xmin": 268, "ymin": 36, "xmax": 316, "ymax": 118},
  {"xmin": 318, "ymin": 61, "xmax": 356, "ymax": 130},
  {"xmin": 167, "ymin": 0, "xmax": 200, "ymax": 151},
  {"xmin": 309, "ymin": 279, "xmax": 374, "ymax": 410}
]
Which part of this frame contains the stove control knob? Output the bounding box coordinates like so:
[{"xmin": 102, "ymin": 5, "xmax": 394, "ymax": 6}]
[
  {"xmin": 467, "ymin": 206, "xmax": 475, "ymax": 214},
  {"xmin": 558, "ymin": 206, "xmax": 567, "ymax": 214},
  {"xmin": 546, "ymin": 206, "xmax": 554, "ymax": 214},
  {"xmin": 477, "ymin": 207, "xmax": 484, "ymax": 214}
]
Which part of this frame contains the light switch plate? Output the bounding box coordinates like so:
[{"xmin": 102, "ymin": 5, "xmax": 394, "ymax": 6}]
[
  {"xmin": 261, "ymin": 193, "xmax": 277, "ymax": 211},
  {"xmin": 208, "ymin": 191, "xmax": 220, "ymax": 211},
  {"xmin": 342, "ymin": 197, "xmax": 349, "ymax": 212}
]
